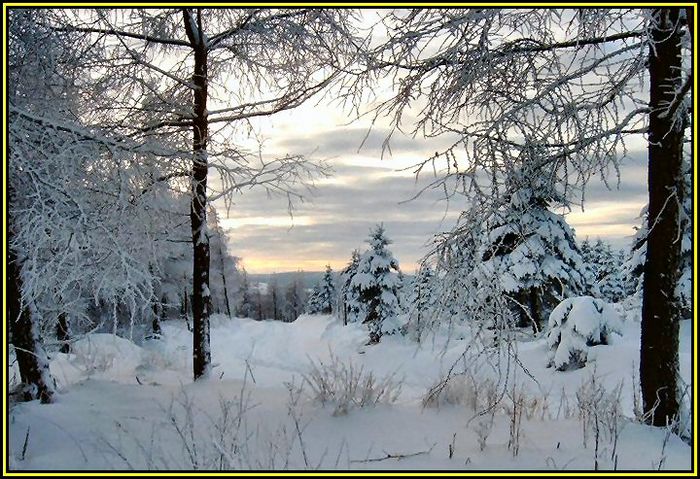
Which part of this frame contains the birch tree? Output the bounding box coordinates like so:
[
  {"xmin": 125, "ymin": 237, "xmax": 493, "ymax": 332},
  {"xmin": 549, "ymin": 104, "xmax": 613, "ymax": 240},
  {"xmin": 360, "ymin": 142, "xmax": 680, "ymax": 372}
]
[
  {"xmin": 44, "ymin": 8, "xmax": 359, "ymax": 379},
  {"xmin": 362, "ymin": 8, "xmax": 692, "ymax": 427}
]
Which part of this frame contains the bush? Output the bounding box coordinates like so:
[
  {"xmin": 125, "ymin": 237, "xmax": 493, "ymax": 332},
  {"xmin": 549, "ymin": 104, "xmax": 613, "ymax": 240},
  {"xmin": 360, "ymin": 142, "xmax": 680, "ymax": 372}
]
[
  {"xmin": 302, "ymin": 352, "xmax": 402, "ymax": 416},
  {"xmin": 546, "ymin": 296, "xmax": 622, "ymax": 371}
]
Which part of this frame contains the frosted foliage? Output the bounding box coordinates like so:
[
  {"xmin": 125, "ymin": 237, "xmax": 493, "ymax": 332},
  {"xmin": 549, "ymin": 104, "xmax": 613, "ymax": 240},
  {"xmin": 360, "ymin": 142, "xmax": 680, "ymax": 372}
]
[
  {"xmin": 546, "ymin": 296, "xmax": 623, "ymax": 371},
  {"xmin": 350, "ymin": 225, "xmax": 403, "ymax": 342},
  {"xmin": 306, "ymin": 265, "xmax": 336, "ymax": 315},
  {"xmin": 580, "ymin": 239, "xmax": 626, "ymax": 303},
  {"xmin": 468, "ymin": 167, "xmax": 586, "ymax": 329},
  {"xmin": 338, "ymin": 250, "xmax": 362, "ymax": 324},
  {"xmin": 623, "ymin": 160, "xmax": 692, "ymax": 318},
  {"xmin": 404, "ymin": 263, "xmax": 437, "ymax": 341}
]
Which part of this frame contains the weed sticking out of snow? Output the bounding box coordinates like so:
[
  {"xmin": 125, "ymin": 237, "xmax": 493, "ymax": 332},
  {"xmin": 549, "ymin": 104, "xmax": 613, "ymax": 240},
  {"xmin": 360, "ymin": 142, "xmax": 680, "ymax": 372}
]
[{"xmin": 302, "ymin": 350, "xmax": 403, "ymax": 416}]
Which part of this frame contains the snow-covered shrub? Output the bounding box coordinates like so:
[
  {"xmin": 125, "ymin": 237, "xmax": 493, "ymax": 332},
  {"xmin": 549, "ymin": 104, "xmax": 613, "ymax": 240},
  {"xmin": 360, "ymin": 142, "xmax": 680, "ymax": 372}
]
[
  {"xmin": 302, "ymin": 352, "xmax": 402, "ymax": 416},
  {"xmin": 422, "ymin": 371, "xmax": 497, "ymax": 412},
  {"xmin": 546, "ymin": 297, "xmax": 623, "ymax": 371}
]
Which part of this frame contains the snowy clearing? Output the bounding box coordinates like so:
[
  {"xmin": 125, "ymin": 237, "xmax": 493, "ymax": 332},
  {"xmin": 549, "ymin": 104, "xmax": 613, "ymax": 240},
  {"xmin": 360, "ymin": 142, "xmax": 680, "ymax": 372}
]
[{"xmin": 8, "ymin": 314, "xmax": 692, "ymax": 471}]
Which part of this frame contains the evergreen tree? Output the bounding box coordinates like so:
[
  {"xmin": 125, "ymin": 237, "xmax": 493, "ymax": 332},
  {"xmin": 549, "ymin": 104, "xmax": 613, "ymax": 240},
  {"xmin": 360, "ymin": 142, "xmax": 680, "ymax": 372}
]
[
  {"xmin": 284, "ymin": 272, "xmax": 307, "ymax": 322},
  {"xmin": 471, "ymin": 162, "xmax": 585, "ymax": 332},
  {"xmin": 338, "ymin": 250, "xmax": 362, "ymax": 326},
  {"xmin": 237, "ymin": 269, "xmax": 255, "ymax": 319},
  {"xmin": 405, "ymin": 263, "xmax": 436, "ymax": 342},
  {"xmin": 351, "ymin": 225, "xmax": 403, "ymax": 344},
  {"xmin": 306, "ymin": 265, "xmax": 336, "ymax": 314},
  {"xmin": 581, "ymin": 238, "xmax": 626, "ymax": 303}
]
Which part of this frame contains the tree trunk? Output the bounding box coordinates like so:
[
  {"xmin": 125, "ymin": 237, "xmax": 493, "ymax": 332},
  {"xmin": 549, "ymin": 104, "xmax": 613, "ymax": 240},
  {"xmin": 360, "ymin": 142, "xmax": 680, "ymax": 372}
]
[
  {"xmin": 8, "ymin": 245, "xmax": 55, "ymax": 403},
  {"xmin": 152, "ymin": 299, "xmax": 162, "ymax": 337},
  {"xmin": 641, "ymin": 7, "xmax": 685, "ymax": 427},
  {"xmin": 218, "ymin": 239, "xmax": 232, "ymax": 317},
  {"xmin": 57, "ymin": 312, "xmax": 70, "ymax": 353},
  {"xmin": 184, "ymin": 9, "xmax": 211, "ymax": 380}
]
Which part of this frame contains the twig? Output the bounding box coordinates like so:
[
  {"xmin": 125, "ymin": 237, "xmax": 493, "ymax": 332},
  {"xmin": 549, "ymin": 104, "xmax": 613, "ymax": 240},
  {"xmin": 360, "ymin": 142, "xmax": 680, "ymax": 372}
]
[
  {"xmin": 21, "ymin": 426, "xmax": 30, "ymax": 461},
  {"xmin": 349, "ymin": 443, "xmax": 436, "ymax": 463}
]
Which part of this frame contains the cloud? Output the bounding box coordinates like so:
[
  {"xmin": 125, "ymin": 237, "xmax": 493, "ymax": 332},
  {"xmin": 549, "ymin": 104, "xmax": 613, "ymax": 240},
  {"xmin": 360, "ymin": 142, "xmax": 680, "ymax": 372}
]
[{"xmin": 215, "ymin": 120, "xmax": 650, "ymax": 272}]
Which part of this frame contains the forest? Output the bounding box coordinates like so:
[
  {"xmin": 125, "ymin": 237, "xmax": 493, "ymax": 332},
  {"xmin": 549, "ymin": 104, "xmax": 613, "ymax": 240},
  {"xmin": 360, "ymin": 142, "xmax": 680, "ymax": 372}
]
[{"xmin": 6, "ymin": 7, "xmax": 694, "ymax": 472}]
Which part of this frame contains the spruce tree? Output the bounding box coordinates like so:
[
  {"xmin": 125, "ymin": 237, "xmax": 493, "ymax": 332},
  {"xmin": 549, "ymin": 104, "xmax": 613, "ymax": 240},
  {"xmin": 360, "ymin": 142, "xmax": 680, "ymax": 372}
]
[
  {"xmin": 338, "ymin": 250, "xmax": 362, "ymax": 325},
  {"xmin": 306, "ymin": 265, "xmax": 336, "ymax": 314},
  {"xmin": 581, "ymin": 238, "xmax": 626, "ymax": 303},
  {"xmin": 471, "ymin": 163, "xmax": 585, "ymax": 332},
  {"xmin": 406, "ymin": 263, "xmax": 436, "ymax": 342},
  {"xmin": 351, "ymin": 225, "xmax": 402, "ymax": 344}
]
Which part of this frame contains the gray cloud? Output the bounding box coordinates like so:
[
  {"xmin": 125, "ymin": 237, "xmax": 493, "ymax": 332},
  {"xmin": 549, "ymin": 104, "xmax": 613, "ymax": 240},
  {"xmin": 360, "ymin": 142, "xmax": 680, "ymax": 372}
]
[
  {"xmin": 272, "ymin": 126, "xmax": 460, "ymax": 162},
  {"xmin": 216, "ymin": 137, "xmax": 649, "ymax": 272}
]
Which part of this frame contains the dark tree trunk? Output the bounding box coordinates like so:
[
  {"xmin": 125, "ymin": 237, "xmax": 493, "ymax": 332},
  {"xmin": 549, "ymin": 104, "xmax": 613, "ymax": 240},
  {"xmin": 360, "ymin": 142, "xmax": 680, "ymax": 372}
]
[
  {"xmin": 152, "ymin": 299, "xmax": 162, "ymax": 337},
  {"xmin": 641, "ymin": 8, "xmax": 685, "ymax": 427},
  {"xmin": 343, "ymin": 295, "xmax": 348, "ymax": 326},
  {"xmin": 528, "ymin": 287, "xmax": 542, "ymax": 334},
  {"xmin": 271, "ymin": 286, "xmax": 279, "ymax": 321},
  {"xmin": 8, "ymin": 245, "xmax": 55, "ymax": 403},
  {"xmin": 57, "ymin": 312, "xmax": 70, "ymax": 353},
  {"xmin": 184, "ymin": 8, "xmax": 211, "ymax": 380},
  {"xmin": 218, "ymin": 240, "xmax": 232, "ymax": 317}
]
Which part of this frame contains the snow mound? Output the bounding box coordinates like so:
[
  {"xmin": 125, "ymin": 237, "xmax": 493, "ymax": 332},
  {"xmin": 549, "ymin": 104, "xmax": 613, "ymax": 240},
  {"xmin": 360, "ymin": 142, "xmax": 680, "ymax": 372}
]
[
  {"xmin": 546, "ymin": 296, "xmax": 623, "ymax": 371},
  {"xmin": 71, "ymin": 333, "xmax": 144, "ymax": 378}
]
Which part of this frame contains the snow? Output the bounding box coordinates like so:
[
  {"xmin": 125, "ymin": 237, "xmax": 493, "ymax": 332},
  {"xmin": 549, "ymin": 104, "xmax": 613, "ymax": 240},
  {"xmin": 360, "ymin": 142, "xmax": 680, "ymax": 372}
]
[
  {"xmin": 8, "ymin": 313, "xmax": 692, "ymax": 471},
  {"xmin": 546, "ymin": 296, "xmax": 623, "ymax": 371}
]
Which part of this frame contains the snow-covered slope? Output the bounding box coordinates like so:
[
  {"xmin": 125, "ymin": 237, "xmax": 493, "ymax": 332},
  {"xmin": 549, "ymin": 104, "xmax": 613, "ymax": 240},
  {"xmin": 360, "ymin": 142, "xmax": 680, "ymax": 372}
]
[{"xmin": 8, "ymin": 314, "xmax": 692, "ymax": 471}]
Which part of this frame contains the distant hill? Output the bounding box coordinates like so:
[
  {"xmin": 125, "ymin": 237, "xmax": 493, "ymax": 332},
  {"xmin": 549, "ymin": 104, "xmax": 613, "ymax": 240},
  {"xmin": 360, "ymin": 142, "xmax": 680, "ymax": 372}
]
[
  {"xmin": 247, "ymin": 271, "xmax": 329, "ymax": 291},
  {"xmin": 247, "ymin": 270, "xmax": 414, "ymax": 291}
]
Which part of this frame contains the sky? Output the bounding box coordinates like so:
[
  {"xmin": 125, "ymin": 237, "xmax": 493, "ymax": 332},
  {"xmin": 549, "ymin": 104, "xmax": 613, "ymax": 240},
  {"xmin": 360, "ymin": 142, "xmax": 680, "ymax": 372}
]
[
  {"xmin": 211, "ymin": 10, "xmax": 650, "ymax": 275},
  {"xmin": 213, "ymin": 96, "xmax": 649, "ymax": 274}
]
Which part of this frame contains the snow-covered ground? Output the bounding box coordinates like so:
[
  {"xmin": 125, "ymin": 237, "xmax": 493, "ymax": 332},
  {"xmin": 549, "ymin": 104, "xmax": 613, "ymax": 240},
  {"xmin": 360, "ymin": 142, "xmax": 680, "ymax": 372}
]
[{"xmin": 8, "ymin": 314, "xmax": 692, "ymax": 471}]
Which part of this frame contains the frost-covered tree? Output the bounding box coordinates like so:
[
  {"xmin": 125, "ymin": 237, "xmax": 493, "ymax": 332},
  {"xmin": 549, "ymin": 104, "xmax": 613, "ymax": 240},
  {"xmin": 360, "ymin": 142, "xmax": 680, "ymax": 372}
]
[
  {"xmin": 361, "ymin": 7, "xmax": 691, "ymax": 426},
  {"xmin": 405, "ymin": 263, "xmax": 437, "ymax": 342},
  {"xmin": 581, "ymin": 239, "xmax": 626, "ymax": 303},
  {"xmin": 284, "ymin": 272, "xmax": 308, "ymax": 322},
  {"xmin": 41, "ymin": 8, "xmax": 360, "ymax": 379},
  {"xmin": 470, "ymin": 161, "xmax": 586, "ymax": 333},
  {"xmin": 236, "ymin": 268, "xmax": 255, "ymax": 319},
  {"xmin": 306, "ymin": 265, "xmax": 336, "ymax": 315},
  {"xmin": 338, "ymin": 250, "xmax": 362, "ymax": 326},
  {"xmin": 351, "ymin": 225, "xmax": 403, "ymax": 344},
  {"xmin": 8, "ymin": 10, "xmax": 172, "ymax": 400},
  {"xmin": 208, "ymin": 208, "xmax": 242, "ymax": 317},
  {"xmin": 625, "ymin": 159, "xmax": 693, "ymax": 319},
  {"xmin": 623, "ymin": 206, "xmax": 649, "ymax": 298},
  {"xmin": 269, "ymin": 275, "xmax": 282, "ymax": 321}
]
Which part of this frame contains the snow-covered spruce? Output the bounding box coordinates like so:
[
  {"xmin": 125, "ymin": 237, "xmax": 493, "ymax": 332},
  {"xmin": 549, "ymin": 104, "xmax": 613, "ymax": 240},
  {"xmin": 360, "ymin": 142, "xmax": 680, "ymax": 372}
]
[
  {"xmin": 306, "ymin": 265, "xmax": 337, "ymax": 315},
  {"xmin": 580, "ymin": 238, "xmax": 626, "ymax": 303},
  {"xmin": 470, "ymin": 163, "xmax": 586, "ymax": 332},
  {"xmin": 404, "ymin": 262, "xmax": 437, "ymax": 342},
  {"xmin": 337, "ymin": 250, "xmax": 362, "ymax": 325},
  {"xmin": 546, "ymin": 296, "xmax": 623, "ymax": 371},
  {"xmin": 350, "ymin": 225, "xmax": 403, "ymax": 344}
]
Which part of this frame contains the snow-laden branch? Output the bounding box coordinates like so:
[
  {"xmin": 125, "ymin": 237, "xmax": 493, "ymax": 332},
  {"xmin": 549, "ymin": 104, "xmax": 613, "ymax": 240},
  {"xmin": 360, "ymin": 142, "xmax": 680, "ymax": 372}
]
[{"xmin": 47, "ymin": 24, "xmax": 191, "ymax": 48}]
